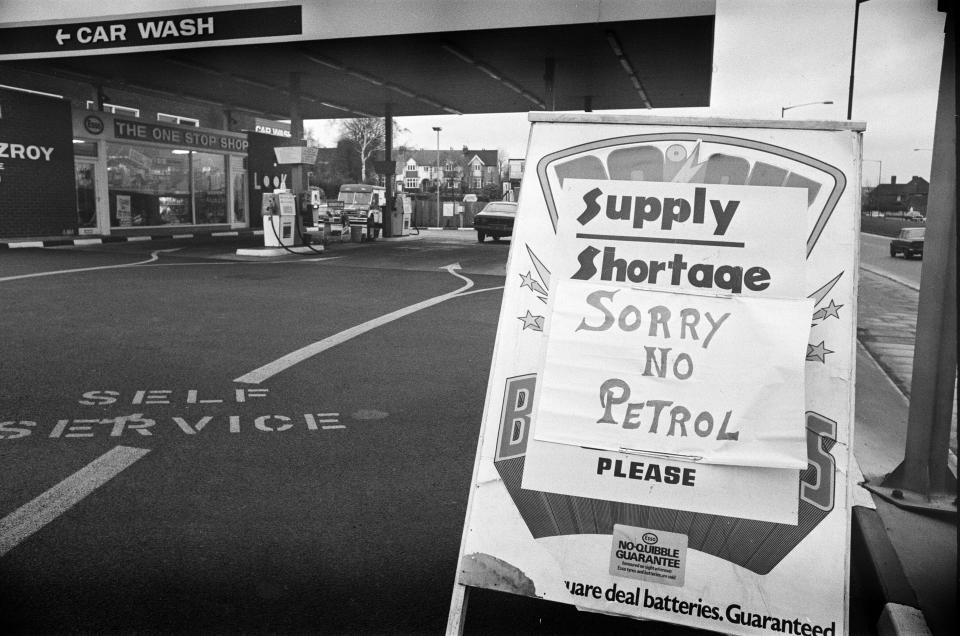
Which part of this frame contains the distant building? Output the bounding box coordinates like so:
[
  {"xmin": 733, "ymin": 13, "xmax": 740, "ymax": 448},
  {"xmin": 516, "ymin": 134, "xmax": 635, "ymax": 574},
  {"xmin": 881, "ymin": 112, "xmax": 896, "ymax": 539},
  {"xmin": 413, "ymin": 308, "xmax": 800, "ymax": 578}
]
[
  {"xmin": 395, "ymin": 148, "xmax": 501, "ymax": 193},
  {"xmin": 504, "ymin": 158, "xmax": 525, "ymax": 200},
  {"xmin": 865, "ymin": 176, "xmax": 929, "ymax": 215}
]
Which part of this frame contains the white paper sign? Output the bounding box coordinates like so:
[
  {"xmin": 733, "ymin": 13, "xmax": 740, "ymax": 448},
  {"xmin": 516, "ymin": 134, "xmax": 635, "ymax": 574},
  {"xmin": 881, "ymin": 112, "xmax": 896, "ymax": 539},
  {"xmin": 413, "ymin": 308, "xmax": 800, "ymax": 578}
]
[
  {"xmin": 116, "ymin": 194, "xmax": 132, "ymax": 226},
  {"xmin": 531, "ymin": 280, "xmax": 813, "ymax": 468}
]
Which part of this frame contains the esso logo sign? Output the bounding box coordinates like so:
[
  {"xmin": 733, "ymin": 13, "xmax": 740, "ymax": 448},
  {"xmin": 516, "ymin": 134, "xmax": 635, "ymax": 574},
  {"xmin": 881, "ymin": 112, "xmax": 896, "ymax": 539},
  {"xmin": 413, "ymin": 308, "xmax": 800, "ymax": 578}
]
[
  {"xmin": 642, "ymin": 532, "xmax": 659, "ymax": 545},
  {"xmin": 83, "ymin": 115, "xmax": 104, "ymax": 135}
]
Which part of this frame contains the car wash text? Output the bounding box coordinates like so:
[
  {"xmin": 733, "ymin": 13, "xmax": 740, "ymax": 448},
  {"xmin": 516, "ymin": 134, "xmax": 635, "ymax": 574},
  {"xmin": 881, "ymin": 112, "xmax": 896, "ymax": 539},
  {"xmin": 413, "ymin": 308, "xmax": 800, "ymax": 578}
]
[{"xmin": 56, "ymin": 18, "xmax": 214, "ymax": 46}]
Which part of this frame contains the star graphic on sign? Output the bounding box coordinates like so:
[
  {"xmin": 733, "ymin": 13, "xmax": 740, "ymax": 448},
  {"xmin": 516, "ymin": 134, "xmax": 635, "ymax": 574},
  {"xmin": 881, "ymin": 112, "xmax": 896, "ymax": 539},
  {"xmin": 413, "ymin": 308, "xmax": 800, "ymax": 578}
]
[
  {"xmin": 813, "ymin": 299, "xmax": 843, "ymax": 321},
  {"xmin": 518, "ymin": 310, "xmax": 544, "ymax": 332},
  {"xmin": 806, "ymin": 341, "xmax": 834, "ymax": 363},
  {"xmin": 519, "ymin": 271, "xmax": 547, "ymax": 296}
]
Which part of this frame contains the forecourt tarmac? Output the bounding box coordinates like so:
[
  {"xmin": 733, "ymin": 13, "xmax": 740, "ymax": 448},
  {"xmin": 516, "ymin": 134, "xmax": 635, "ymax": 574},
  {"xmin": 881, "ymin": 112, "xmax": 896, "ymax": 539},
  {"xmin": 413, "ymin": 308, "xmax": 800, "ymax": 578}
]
[
  {"xmin": 0, "ymin": 232, "xmax": 514, "ymax": 634},
  {"xmin": 0, "ymin": 230, "xmax": 922, "ymax": 634},
  {"xmin": 2, "ymin": 232, "xmax": 696, "ymax": 634}
]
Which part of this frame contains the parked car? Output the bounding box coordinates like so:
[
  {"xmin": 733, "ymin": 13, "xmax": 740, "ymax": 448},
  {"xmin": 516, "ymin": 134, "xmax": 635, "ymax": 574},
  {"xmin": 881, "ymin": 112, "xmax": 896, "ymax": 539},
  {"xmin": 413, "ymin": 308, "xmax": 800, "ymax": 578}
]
[
  {"xmin": 890, "ymin": 227, "xmax": 925, "ymax": 259},
  {"xmin": 474, "ymin": 201, "xmax": 518, "ymax": 242}
]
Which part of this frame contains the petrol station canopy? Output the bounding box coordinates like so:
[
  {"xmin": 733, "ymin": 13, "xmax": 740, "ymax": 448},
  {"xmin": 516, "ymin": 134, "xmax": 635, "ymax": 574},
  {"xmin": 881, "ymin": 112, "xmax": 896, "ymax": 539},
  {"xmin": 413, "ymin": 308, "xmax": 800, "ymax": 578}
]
[{"xmin": 0, "ymin": 0, "xmax": 715, "ymax": 121}]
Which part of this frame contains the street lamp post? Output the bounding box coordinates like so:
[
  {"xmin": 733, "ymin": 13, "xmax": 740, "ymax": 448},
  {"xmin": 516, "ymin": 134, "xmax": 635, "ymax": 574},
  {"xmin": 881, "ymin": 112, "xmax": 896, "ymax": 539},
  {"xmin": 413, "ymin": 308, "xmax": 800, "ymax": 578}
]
[
  {"xmin": 781, "ymin": 100, "xmax": 834, "ymax": 117},
  {"xmin": 862, "ymin": 159, "xmax": 882, "ymax": 213},
  {"xmin": 863, "ymin": 158, "xmax": 882, "ymax": 186},
  {"xmin": 433, "ymin": 126, "xmax": 442, "ymax": 227}
]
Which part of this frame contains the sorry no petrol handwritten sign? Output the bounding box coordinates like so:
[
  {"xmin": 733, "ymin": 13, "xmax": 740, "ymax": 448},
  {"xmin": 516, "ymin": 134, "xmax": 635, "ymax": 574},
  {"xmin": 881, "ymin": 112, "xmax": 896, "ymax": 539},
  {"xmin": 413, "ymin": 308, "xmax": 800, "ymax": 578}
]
[
  {"xmin": 526, "ymin": 178, "xmax": 812, "ymax": 470},
  {"xmin": 532, "ymin": 281, "xmax": 812, "ymax": 467}
]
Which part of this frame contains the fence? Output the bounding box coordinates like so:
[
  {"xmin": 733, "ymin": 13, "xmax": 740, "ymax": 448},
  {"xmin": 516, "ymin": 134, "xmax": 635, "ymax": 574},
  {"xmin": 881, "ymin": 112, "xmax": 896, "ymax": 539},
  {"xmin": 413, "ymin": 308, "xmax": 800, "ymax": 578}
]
[{"xmin": 410, "ymin": 196, "xmax": 485, "ymax": 228}]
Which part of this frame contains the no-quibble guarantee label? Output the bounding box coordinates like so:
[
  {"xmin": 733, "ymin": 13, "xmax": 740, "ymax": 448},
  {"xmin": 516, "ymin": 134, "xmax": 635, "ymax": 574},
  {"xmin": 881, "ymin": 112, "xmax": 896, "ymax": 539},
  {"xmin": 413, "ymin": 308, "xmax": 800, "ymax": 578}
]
[{"xmin": 610, "ymin": 524, "xmax": 688, "ymax": 587}]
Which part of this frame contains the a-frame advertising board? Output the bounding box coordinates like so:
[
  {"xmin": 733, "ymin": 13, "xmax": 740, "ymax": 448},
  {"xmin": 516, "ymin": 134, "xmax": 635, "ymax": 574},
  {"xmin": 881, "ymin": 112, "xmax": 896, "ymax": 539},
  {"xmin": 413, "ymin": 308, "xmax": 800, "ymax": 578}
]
[{"xmin": 448, "ymin": 114, "xmax": 864, "ymax": 636}]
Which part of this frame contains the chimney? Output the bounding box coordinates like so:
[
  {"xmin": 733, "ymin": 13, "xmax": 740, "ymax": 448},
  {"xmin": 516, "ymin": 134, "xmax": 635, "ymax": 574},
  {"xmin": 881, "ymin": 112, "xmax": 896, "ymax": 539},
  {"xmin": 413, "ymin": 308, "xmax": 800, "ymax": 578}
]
[{"xmin": 891, "ymin": 176, "xmax": 897, "ymax": 184}]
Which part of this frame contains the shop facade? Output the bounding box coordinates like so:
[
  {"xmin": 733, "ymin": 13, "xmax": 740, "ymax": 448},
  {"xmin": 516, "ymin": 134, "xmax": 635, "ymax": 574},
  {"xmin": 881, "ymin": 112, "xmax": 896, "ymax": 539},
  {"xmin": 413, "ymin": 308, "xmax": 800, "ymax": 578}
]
[{"xmin": 71, "ymin": 109, "xmax": 249, "ymax": 237}]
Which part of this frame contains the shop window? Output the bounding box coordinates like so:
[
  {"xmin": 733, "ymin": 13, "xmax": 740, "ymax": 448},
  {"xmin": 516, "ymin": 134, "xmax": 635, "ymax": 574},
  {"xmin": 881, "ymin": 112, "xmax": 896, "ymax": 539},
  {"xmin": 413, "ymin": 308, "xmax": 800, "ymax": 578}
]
[
  {"xmin": 75, "ymin": 164, "xmax": 97, "ymax": 228},
  {"xmin": 106, "ymin": 143, "xmax": 226, "ymax": 227},
  {"xmin": 157, "ymin": 112, "xmax": 200, "ymax": 127},
  {"xmin": 231, "ymin": 166, "xmax": 247, "ymax": 225},
  {"xmin": 193, "ymin": 152, "xmax": 227, "ymax": 224}
]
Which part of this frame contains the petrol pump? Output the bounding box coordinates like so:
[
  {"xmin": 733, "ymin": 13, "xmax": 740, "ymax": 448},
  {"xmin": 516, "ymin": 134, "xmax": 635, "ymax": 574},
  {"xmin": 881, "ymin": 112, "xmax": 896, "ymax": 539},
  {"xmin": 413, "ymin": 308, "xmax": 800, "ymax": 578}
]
[
  {"xmin": 264, "ymin": 145, "xmax": 321, "ymax": 247},
  {"xmin": 238, "ymin": 146, "xmax": 326, "ymax": 256},
  {"xmin": 299, "ymin": 187, "xmax": 323, "ymax": 226},
  {"xmin": 261, "ymin": 190, "xmax": 299, "ymax": 247}
]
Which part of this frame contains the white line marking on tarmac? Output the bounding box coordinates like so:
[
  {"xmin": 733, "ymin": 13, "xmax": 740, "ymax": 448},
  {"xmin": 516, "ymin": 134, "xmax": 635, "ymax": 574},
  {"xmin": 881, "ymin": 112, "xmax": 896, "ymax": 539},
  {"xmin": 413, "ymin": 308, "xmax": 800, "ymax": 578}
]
[
  {"xmin": 0, "ymin": 445, "xmax": 149, "ymax": 557},
  {"xmin": 140, "ymin": 256, "xmax": 346, "ymax": 267},
  {"xmin": 234, "ymin": 263, "xmax": 474, "ymax": 384},
  {"xmin": 0, "ymin": 249, "xmax": 180, "ymax": 283},
  {"xmin": 455, "ymin": 285, "xmax": 504, "ymax": 297}
]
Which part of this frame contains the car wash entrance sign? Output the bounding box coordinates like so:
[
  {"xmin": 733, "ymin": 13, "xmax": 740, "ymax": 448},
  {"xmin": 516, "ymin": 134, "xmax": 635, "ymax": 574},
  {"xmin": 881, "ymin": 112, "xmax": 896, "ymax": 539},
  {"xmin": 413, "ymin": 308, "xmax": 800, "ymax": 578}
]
[
  {"xmin": 448, "ymin": 114, "xmax": 863, "ymax": 635},
  {"xmin": 0, "ymin": 6, "xmax": 302, "ymax": 56}
]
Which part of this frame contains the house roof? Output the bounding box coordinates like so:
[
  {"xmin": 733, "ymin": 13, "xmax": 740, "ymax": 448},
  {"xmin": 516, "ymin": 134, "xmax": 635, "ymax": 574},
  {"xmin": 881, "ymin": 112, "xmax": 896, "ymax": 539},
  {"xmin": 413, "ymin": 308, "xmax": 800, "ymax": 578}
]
[
  {"xmin": 873, "ymin": 176, "xmax": 929, "ymax": 197},
  {"xmin": 314, "ymin": 147, "xmax": 340, "ymax": 164},
  {"xmin": 465, "ymin": 150, "xmax": 499, "ymax": 167}
]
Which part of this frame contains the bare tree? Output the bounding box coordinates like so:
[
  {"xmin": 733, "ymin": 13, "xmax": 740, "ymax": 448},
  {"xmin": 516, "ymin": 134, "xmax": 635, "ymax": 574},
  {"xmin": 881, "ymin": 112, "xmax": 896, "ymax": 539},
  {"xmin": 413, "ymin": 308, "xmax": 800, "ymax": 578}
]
[{"xmin": 339, "ymin": 118, "xmax": 385, "ymax": 182}]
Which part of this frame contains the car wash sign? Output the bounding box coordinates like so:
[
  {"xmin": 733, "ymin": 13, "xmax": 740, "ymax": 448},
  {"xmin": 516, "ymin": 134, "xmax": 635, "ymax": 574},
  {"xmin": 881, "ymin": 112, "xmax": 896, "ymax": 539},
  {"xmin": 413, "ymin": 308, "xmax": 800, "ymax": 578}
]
[
  {"xmin": 451, "ymin": 114, "xmax": 862, "ymax": 635},
  {"xmin": 0, "ymin": 6, "xmax": 302, "ymax": 56}
]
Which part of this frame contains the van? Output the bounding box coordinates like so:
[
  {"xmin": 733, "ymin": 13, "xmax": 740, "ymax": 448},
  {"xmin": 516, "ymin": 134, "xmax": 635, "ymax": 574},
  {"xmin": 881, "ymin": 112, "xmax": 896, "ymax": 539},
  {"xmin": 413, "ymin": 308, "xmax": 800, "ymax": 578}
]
[{"xmin": 337, "ymin": 184, "xmax": 386, "ymax": 225}]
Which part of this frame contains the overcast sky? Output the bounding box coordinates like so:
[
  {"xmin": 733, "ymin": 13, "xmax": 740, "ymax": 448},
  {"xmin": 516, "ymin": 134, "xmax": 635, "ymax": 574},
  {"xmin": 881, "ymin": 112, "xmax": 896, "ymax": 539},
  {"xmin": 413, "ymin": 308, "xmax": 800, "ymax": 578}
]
[{"xmin": 308, "ymin": 0, "xmax": 946, "ymax": 187}]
